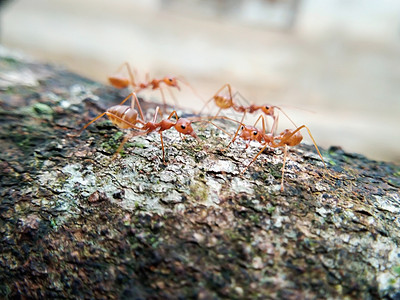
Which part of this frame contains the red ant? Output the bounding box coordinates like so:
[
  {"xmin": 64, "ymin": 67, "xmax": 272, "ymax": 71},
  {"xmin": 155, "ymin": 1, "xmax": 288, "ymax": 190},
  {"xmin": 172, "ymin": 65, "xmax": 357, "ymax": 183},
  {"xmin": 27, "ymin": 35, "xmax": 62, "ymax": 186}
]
[
  {"xmin": 224, "ymin": 114, "xmax": 326, "ymax": 191},
  {"xmin": 71, "ymin": 92, "xmax": 198, "ymax": 163},
  {"xmin": 108, "ymin": 62, "xmax": 197, "ymax": 111},
  {"xmin": 117, "ymin": 108, "xmax": 199, "ymax": 163},
  {"xmin": 200, "ymin": 83, "xmax": 297, "ymax": 136}
]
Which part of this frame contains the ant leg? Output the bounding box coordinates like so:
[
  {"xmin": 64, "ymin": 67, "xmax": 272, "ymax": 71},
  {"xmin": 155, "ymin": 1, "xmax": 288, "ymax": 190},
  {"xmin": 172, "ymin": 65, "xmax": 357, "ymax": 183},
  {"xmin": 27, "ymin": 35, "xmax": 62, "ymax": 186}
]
[
  {"xmin": 109, "ymin": 62, "xmax": 137, "ymax": 89},
  {"xmin": 72, "ymin": 93, "xmax": 145, "ymax": 136},
  {"xmin": 224, "ymin": 111, "xmax": 247, "ymax": 151},
  {"xmin": 241, "ymin": 144, "xmax": 269, "ymax": 175},
  {"xmin": 206, "ymin": 120, "xmax": 233, "ymax": 138},
  {"xmin": 177, "ymin": 76, "xmax": 205, "ymax": 106},
  {"xmin": 159, "ymin": 132, "xmax": 166, "ymax": 164},
  {"xmin": 212, "ymin": 108, "xmax": 223, "ymax": 121},
  {"xmin": 127, "ymin": 92, "xmax": 145, "ymax": 121},
  {"xmin": 271, "ymin": 114, "xmax": 279, "ymax": 136},
  {"xmin": 116, "ymin": 92, "xmax": 136, "ymax": 106},
  {"xmin": 111, "ymin": 127, "xmax": 151, "ymax": 160},
  {"xmin": 107, "ymin": 113, "xmax": 146, "ymax": 129},
  {"xmin": 152, "ymin": 106, "xmax": 161, "ymax": 122},
  {"xmin": 232, "ymin": 90, "xmax": 251, "ymax": 109},
  {"xmin": 115, "ymin": 62, "xmax": 131, "ymax": 75},
  {"xmin": 123, "ymin": 62, "xmax": 137, "ymax": 88},
  {"xmin": 216, "ymin": 83, "xmax": 233, "ymax": 98},
  {"xmin": 114, "ymin": 62, "xmax": 126, "ymax": 73},
  {"xmin": 116, "ymin": 62, "xmax": 136, "ymax": 87},
  {"xmin": 300, "ymin": 125, "xmax": 327, "ymax": 169},
  {"xmin": 111, "ymin": 92, "xmax": 145, "ymax": 123},
  {"xmin": 280, "ymin": 144, "xmax": 288, "ymax": 191},
  {"xmin": 165, "ymin": 86, "xmax": 179, "ymax": 108},
  {"xmin": 265, "ymin": 117, "xmax": 271, "ymax": 134},
  {"xmin": 158, "ymin": 86, "xmax": 168, "ymax": 115},
  {"xmin": 217, "ymin": 83, "xmax": 234, "ymax": 103},
  {"xmin": 112, "ymin": 131, "xmax": 134, "ymax": 160},
  {"xmin": 198, "ymin": 96, "xmax": 216, "ymax": 115},
  {"xmin": 275, "ymin": 106, "xmax": 297, "ymax": 128},
  {"xmin": 224, "ymin": 84, "xmax": 235, "ymax": 109},
  {"xmin": 166, "ymin": 110, "xmax": 179, "ymax": 120},
  {"xmin": 203, "ymin": 114, "xmax": 242, "ymax": 137},
  {"xmin": 201, "ymin": 83, "xmax": 234, "ymax": 114},
  {"xmin": 71, "ymin": 112, "xmax": 107, "ymax": 137},
  {"xmin": 71, "ymin": 107, "xmax": 145, "ymax": 137},
  {"xmin": 253, "ymin": 114, "xmax": 267, "ymax": 133},
  {"xmin": 273, "ymin": 125, "xmax": 326, "ymax": 169}
]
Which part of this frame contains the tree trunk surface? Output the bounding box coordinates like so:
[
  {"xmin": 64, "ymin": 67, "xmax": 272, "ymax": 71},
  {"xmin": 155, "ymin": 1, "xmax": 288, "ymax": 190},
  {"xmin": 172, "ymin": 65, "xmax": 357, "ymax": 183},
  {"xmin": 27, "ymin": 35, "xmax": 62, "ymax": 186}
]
[{"xmin": 0, "ymin": 48, "xmax": 399, "ymax": 299}]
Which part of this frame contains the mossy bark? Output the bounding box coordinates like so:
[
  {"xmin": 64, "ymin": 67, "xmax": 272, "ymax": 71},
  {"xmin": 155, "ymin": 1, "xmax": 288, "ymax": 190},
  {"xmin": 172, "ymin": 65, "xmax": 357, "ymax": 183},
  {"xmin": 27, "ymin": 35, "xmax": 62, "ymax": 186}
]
[{"xmin": 0, "ymin": 48, "xmax": 399, "ymax": 299}]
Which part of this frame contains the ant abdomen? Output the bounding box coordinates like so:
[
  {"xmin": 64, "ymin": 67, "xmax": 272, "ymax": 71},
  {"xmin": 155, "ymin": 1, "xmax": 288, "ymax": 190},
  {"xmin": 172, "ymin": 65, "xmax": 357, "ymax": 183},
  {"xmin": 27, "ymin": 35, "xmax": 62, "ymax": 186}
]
[
  {"xmin": 108, "ymin": 75, "xmax": 130, "ymax": 89},
  {"xmin": 107, "ymin": 105, "xmax": 139, "ymax": 129}
]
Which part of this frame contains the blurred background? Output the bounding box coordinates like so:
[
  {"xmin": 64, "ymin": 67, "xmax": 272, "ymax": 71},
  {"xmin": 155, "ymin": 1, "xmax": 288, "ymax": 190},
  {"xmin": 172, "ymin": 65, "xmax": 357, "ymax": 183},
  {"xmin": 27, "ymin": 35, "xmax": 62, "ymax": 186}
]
[{"xmin": 1, "ymin": 0, "xmax": 399, "ymax": 163}]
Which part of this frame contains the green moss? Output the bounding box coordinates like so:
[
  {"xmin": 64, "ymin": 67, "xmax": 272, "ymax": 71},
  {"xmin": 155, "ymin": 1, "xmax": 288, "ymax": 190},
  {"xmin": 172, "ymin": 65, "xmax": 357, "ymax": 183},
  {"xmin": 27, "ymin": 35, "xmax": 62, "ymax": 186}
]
[
  {"xmin": 2, "ymin": 56, "xmax": 19, "ymax": 64},
  {"xmin": 388, "ymin": 178, "xmax": 400, "ymax": 188},
  {"xmin": 96, "ymin": 119, "xmax": 114, "ymax": 128},
  {"xmin": 224, "ymin": 229, "xmax": 244, "ymax": 241},
  {"xmin": 33, "ymin": 103, "xmax": 54, "ymax": 116},
  {"xmin": 0, "ymin": 284, "xmax": 11, "ymax": 298},
  {"xmin": 266, "ymin": 205, "xmax": 276, "ymax": 215},
  {"xmin": 100, "ymin": 131, "xmax": 125, "ymax": 154},
  {"xmin": 303, "ymin": 238, "xmax": 318, "ymax": 249},
  {"xmin": 15, "ymin": 134, "xmax": 32, "ymax": 150},
  {"xmin": 189, "ymin": 181, "xmax": 208, "ymax": 202},
  {"xmin": 14, "ymin": 128, "xmax": 46, "ymax": 152},
  {"xmin": 131, "ymin": 141, "xmax": 145, "ymax": 149},
  {"xmin": 269, "ymin": 163, "xmax": 283, "ymax": 179},
  {"xmin": 112, "ymin": 131, "xmax": 124, "ymax": 140},
  {"xmin": 393, "ymin": 265, "xmax": 400, "ymax": 276},
  {"xmin": 325, "ymin": 156, "xmax": 337, "ymax": 166},
  {"xmin": 249, "ymin": 214, "xmax": 260, "ymax": 224}
]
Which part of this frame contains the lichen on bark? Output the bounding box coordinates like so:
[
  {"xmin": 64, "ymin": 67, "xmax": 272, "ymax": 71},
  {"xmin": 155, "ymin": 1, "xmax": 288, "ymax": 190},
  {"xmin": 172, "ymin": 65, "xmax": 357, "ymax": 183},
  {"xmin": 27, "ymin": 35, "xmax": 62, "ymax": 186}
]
[{"xmin": 0, "ymin": 48, "xmax": 399, "ymax": 299}]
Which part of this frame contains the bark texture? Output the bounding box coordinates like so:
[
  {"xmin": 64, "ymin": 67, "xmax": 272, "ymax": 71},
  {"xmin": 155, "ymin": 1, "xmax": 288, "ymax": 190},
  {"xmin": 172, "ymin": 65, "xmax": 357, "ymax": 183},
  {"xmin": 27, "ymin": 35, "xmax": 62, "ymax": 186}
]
[{"xmin": 0, "ymin": 48, "xmax": 400, "ymax": 299}]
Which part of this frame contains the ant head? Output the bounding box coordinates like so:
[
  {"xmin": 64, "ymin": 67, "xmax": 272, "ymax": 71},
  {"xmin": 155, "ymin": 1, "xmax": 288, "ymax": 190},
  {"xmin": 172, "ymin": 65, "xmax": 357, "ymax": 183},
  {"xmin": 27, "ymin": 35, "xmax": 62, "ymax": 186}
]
[
  {"xmin": 240, "ymin": 125, "xmax": 262, "ymax": 142},
  {"xmin": 261, "ymin": 105, "xmax": 274, "ymax": 116},
  {"xmin": 163, "ymin": 77, "xmax": 180, "ymax": 90},
  {"xmin": 175, "ymin": 118, "xmax": 198, "ymax": 139}
]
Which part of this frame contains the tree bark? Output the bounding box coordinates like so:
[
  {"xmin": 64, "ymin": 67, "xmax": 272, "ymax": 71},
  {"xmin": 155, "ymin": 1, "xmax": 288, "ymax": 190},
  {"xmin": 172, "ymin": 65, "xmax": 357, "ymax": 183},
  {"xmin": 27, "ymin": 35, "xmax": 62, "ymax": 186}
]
[{"xmin": 0, "ymin": 48, "xmax": 399, "ymax": 299}]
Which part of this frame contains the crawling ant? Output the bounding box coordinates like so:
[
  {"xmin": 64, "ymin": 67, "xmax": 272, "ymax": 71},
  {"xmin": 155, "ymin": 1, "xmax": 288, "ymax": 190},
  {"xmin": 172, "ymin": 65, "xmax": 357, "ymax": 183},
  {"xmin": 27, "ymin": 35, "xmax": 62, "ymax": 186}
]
[
  {"xmin": 71, "ymin": 92, "xmax": 198, "ymax": 163},
  {"xmin": 108, "ymin": 62, "xmax": 199, "ymax": 112},
  {"xmin": 224, "ymin": 114, "xmax": 326, "ymax": 191},
  {"xmin": 200, "ymin": 83, "xmax": 297, "ymax": 136},
  {"xmin": 117, "ymin": 107, "xmax": 199, "ymax": 163}
]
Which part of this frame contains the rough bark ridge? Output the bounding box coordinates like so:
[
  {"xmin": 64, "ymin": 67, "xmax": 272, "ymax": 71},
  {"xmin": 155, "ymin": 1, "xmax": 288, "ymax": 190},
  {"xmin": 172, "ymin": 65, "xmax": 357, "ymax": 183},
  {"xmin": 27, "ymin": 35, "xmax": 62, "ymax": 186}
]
[{"xmin": 0, "ymin": 49, "xmax": 399, "ymax": 299}]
